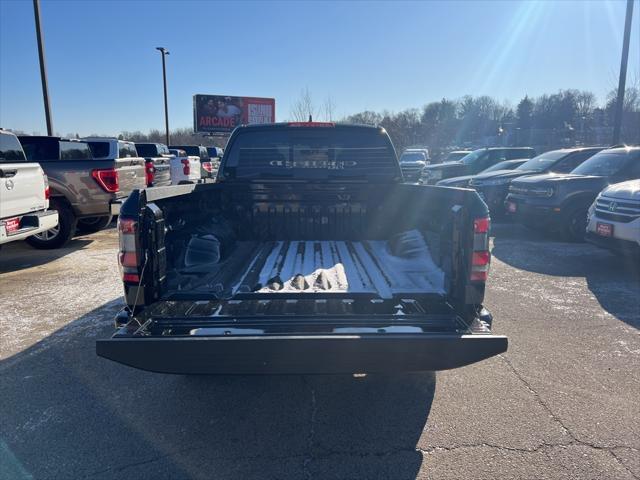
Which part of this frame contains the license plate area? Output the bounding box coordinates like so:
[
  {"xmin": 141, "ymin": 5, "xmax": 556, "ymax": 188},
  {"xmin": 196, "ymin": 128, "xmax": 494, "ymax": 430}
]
[
  {"xmin": 4, "ymin": 217, "xmax": 20, "ymax": 234},
  {"xmin": 507, "ymin": 201, "xmax": 517, "ymax": 213},
  {"xmin": 596, "ymin": 222, "xmax": 613, "ymax": 237}
]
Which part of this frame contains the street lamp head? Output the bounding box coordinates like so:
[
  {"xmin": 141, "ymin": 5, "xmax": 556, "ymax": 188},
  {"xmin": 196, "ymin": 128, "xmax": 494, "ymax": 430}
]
[{"xmin": 156, "ymin": 47, "xmax": 169, "ymax": 55}]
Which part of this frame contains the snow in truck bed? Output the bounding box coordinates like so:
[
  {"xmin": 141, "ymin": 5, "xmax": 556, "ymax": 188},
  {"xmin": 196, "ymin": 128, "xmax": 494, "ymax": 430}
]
[{"xmin": 231, "ymin": 230, "xmax": 445, "ymax": 298}]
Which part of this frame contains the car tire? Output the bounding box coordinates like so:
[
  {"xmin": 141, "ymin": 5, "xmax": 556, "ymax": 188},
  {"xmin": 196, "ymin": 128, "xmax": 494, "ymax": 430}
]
[
  {"xmin": 77, "ymin": 215, "xmax": 113, "ymax": 233},
  {"xmin": 25, "ymin": 199, "xmax": 77, "ymax": 250},
  {"xmin": 562, "ymin": 206, "xmax": 588, "ymax": 242}
]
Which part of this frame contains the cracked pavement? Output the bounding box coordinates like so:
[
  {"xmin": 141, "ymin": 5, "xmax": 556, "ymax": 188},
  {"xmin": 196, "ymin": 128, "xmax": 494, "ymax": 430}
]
[{"xmin": 1, "ymin": 224, "xmax": 639, "ymax": 479}]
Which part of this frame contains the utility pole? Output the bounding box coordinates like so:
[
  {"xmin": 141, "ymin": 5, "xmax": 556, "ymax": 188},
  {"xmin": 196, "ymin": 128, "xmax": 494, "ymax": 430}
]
[
  {"xmin": 156, "ymin": 47, "xmax": 170, "ymax": 145},
  {"xmin": 612, "ymin": 0, "xmax": 634, "ymax": 145},
  {"xmin": 33, "ymin": 0, "xmax": 53, "ymax": 136}
]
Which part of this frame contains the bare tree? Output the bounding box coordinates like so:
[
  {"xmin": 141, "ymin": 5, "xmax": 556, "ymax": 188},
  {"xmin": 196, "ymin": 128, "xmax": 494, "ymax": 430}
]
[
  {"xmin": 322, "ymin": 96, "xmax": 336, "ymax": 121},
  {"xmin": 290, "ymin": 87, "xmax": 317, "ymax": 121}
]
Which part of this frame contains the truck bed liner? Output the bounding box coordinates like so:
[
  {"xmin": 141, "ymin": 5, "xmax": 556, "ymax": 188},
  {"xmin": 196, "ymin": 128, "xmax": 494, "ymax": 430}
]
[{"xmin": 222, "ymin": 230, "xmax": 445, "ymax": 298}]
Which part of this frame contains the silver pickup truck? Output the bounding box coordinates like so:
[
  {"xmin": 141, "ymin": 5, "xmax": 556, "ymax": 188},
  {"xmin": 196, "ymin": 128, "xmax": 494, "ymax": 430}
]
[{"xmin": 18, "ymin": 135, "xmax": 146, "ymax": 249}]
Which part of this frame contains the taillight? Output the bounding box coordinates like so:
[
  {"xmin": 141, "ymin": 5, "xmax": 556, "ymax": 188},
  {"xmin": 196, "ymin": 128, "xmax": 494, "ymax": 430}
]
[
  {"xmin": 118, "ymin": 217, "xmax": 140, "ymax": 283},
  {"xmin": 202, "ymin": 161, "xmax": 213, "ymax": 173},
  {"xmin": 43, "ymin": 174, "xmax": 50, "ymax": 200},
  {"xmin": 470, "ymin": 216, "xmax": 490, "ymax": 282},
  {"xmin": 145, "ymin": 161, "xmax": 155, "ymax": 186},
  {"xmin": 92, "ymin": 168, "xmax": 119, "ymax": 193},
  {"xmin": 181, "ymin": 158, "xmax": 190, "ymax": 175}
]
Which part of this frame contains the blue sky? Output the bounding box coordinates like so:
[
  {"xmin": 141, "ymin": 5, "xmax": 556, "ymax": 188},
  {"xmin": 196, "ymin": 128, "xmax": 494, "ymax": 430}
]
[{"xmin": 1, "ymin": 0, "xmax": 638, "ymax": 136}]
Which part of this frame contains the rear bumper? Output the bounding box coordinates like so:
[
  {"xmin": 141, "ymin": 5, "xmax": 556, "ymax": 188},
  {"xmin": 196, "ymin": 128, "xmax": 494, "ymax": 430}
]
[
  {"xmin": 97, "ymin": 331, "xmax": 507, "ymax": 374},
  {"xmin": 110, "ymin": 199, "xmax": 124, "ymax": 215},
  {"xmin": 0, "ymin": 210, "xmax": 59, "ymax": 245}
]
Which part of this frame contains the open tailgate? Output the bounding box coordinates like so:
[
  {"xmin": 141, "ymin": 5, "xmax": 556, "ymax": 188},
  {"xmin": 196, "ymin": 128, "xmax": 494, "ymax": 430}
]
[{"xmin": 97, "ymin": 308, "xmax": 507, "ymax": 374}]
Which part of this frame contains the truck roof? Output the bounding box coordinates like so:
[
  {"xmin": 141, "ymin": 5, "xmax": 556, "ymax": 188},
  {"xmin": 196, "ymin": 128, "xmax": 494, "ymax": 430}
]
[{"xmin": 236, "ymin": 122, "xmax": 385, "ymax": 132}]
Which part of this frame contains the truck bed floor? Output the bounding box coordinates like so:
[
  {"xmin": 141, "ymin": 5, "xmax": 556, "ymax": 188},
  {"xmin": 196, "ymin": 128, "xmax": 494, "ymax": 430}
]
[{"xmin": 225, "ymin": 230, "xmax": 445, "ymax": 299}]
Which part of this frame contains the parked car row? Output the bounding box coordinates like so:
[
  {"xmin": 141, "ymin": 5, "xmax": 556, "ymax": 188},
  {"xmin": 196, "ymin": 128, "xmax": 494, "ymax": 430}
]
[
  {"xmin": 0, "ymin": 129, "xmax": 222, "ymax": 249},
  {"xmin": 432, "ymin": 143, "xmax": 639, "ymax": 255},
  {"xmin": 422, "ymin": 147, "xmax": 536, "ymax": 184},
  {"xmin": 505, "ymin": 145, "xmax": 640, "ymax": 248}
]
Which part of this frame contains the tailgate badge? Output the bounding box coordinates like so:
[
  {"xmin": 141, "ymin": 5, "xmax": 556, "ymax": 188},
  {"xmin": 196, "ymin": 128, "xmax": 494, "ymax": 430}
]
[{"xmin": 5, "ymin": 179, "xmax": 14, "ymax": 190}]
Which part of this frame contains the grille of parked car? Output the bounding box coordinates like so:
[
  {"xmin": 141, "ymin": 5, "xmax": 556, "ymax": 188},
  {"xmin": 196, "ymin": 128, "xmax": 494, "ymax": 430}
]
[
  {"xmin": 508, "ymin": 185, "xmax": 553, "ymax": 197},
  {"xmin": 594, "ymin": 196, "xmax": 640, "ymax": 223}
]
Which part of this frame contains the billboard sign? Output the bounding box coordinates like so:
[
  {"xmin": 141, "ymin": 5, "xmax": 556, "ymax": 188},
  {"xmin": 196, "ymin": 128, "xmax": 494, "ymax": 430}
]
[{"xmin": 194, "ymin": 94, "xmax": 275, "ymax": 134}]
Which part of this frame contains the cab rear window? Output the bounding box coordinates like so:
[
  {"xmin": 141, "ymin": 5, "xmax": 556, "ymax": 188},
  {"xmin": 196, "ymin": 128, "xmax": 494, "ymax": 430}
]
[
  {"xmin": 0, "ymin": 132, "xmax": 27, "ymax": 162},
  {"xmin": 60, "ymin": 141, "xmax": 92, "ymax": 160},
  {"xmin": 87, "ymin": 142, "xmax": 110, "ymax": 158},
  {"xmin": 18, "ymin": 136, "xmax": 59, "ymax": 161},
  {"xmin": 118, "ymin": 142, "xmax": 138, "ymax": 158},
  {"xmin": 223, "ymin": 127, "xmax": 399, "ymax": 180}
]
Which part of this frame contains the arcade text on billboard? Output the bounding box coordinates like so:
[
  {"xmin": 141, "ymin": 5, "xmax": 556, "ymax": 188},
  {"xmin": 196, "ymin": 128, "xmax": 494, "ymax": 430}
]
[{"xmin": 194, "ymin": 94, "xmax": 276, "ymax": 133}]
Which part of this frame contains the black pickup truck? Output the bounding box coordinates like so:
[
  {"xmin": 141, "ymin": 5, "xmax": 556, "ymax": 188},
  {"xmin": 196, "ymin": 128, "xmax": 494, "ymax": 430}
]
[{"xmin": 97, "ymin": 123, "xmax": 507, "ymax": 374}]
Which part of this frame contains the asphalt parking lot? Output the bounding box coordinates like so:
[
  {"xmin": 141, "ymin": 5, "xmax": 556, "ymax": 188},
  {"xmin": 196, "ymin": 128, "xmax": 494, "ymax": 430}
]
[{"xmin": 1, "ymin": 223, "xmax": 639, "ymax": 480}]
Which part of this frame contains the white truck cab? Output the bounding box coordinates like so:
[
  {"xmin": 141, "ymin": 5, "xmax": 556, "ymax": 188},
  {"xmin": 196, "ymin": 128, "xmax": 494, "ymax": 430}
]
[
  {"xmin": 0, "ymin": 130, "xmax": 58, "ymax": 246},
  {"xmin": 168, "ymin": 149, "xmax": 202, "ymax": 184},
  {"xmin": 586, "ymin": 179, "xmax": 640, "ymax": 256}
]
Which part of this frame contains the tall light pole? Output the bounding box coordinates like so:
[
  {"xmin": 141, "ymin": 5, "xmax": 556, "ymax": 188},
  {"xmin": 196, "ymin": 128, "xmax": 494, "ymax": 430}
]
[
  {"xmin": 156, "ymin": 47, "xmax": 170, "ymax": 145},
  {"xmin": 612, "ymin": 0, "xmax": 634, "ymax": 145},
  {"xmin": 33, "ymin": 0, "xmax": 53, "ymax": 136}
]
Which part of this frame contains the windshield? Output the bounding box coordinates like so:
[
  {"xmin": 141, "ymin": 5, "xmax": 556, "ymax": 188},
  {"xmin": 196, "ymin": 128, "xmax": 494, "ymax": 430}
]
[
  {"xmin": 224, "ymin": 127, "xmax": 398, "ymax": 180},
  {"xmin": 483, "ymin": 160, "xmax": 519, "ymax": 173},
  {"xmin": 571, "ymin": 151, "xmax": 638, "ymax": 177},
  {"xmin": 445, "ymin": 152, "xmax": 470, "ymax": 162},
  {"xmin": 399, "ymin": 152, "xmax": 426, "ymax": 163},
  {"xmin": 460, "ymin": 149, "xmax": 486, "ymax": 165},
  {"xmin": 516, "ymin": 151, "xmax": 567, "ymax": 172}
]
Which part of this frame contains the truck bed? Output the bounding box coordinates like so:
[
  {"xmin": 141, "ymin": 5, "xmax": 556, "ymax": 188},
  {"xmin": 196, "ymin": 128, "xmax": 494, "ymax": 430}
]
[{"xmin": 180, "ymin": 230, "xmax": 445, "ymax": 299}]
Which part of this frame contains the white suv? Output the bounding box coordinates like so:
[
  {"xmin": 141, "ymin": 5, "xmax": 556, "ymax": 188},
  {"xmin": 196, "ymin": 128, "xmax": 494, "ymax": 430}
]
[
  {"xmin": 0, "ymin": 130, "xmax": 59, "ymax": 246},
  {"xmin": 586, "ymin": 179, "xmax": 640, "ymax": 256}
]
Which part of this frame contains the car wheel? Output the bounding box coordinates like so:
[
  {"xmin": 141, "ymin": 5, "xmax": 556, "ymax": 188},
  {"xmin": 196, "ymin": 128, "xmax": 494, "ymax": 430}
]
[
  {"xmin": 25, "ymin": 199, "xmax": 77, "ymax": 249},
  {"xmin": 77, "ymin": 215, "xmax": 113, "ymax": 233},
  {"xmin": 562, "ymin": 206, "xmax": 588, "ymax": 242}
]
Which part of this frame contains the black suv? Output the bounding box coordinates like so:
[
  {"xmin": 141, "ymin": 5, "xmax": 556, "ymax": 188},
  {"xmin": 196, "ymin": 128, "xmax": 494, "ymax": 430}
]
[
  {"xmin": 469, "ymin": 147, "xmax": 602, "ymax": 216},
  {"xmin": 505, "ymin": 146, "xmax": 640, "ymax": 241},
  {"xmin": 421, "ymin": 147, "xmax": 535, "ymax": 185}
]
